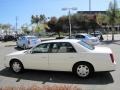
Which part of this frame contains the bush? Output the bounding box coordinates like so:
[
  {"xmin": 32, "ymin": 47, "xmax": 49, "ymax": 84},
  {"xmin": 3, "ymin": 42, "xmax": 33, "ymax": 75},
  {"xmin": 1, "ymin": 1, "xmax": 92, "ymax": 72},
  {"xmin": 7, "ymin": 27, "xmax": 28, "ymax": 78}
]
[{"xmin": 0, "ymin": 84, "xmax": 81, "ymax": 90}]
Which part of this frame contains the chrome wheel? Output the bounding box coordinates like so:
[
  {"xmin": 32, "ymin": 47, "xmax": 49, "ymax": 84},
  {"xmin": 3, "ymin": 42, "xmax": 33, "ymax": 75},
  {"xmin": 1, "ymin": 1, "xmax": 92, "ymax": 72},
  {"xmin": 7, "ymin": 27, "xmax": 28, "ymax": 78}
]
[{"xmin": 76, "ymin": 65, "xmax": 90, "ymax": 77}]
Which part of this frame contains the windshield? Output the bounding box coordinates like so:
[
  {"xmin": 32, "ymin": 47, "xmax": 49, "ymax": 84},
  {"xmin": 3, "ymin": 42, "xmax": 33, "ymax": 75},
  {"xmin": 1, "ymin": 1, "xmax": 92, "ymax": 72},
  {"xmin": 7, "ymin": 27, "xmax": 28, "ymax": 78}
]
[{"xmin": 78, "ymin": 40, "xmax": 95, "ymax": 50}]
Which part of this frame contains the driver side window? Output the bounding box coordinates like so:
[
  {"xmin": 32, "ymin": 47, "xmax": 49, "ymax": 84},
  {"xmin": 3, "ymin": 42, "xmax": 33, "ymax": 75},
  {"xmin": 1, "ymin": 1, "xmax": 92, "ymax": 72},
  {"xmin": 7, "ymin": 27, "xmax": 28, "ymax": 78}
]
[{"xmin": 32, "ymin": 43, "xmax": 50, "ymax": 53}]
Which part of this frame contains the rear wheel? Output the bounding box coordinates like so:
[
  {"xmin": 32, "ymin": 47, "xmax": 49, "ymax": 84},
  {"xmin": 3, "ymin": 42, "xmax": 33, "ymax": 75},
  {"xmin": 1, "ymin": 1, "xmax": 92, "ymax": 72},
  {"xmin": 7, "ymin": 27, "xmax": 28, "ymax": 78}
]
[
  {"xmin": 73, "ymin": 62, "xmax": 94, "ymax": 78},
  {"xmin": 23, "ymin": 44, "xmax": 26, "ymax": 50},
  {"xmin": 10, "ymin": 60, "xmax": 24, "ymax": 73}
]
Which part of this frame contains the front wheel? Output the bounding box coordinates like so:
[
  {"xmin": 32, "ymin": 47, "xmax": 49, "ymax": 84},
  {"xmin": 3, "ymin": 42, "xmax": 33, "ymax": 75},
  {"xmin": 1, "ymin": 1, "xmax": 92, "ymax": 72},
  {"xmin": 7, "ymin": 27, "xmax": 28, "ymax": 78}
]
[
  {"xmin": 73, "ymin": 62, "xmax": 94, "ymax": 78},
  {"xmin": 10, "ymin": 60, "xmax": 24, "ymax": 73}
]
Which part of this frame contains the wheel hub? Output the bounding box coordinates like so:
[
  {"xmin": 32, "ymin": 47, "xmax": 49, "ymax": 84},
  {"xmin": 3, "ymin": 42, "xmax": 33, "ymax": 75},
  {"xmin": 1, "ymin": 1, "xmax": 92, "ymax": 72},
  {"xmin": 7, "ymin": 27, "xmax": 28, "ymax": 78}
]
[{"xmin": 77, "ymin": 65, "xmax": 89, "ymax": 77}]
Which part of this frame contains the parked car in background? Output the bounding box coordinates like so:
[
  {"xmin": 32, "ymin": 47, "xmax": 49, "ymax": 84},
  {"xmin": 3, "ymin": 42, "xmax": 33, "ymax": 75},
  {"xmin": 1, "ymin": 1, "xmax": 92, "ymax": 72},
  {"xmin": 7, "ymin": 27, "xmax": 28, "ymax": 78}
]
[
  {"xmin": 65, "ymin": 34, "xmax": 100, "ymax": 45},
  {"xmin": 4, "ymin": 39, "xmax": 116, "ymax": 78},
  {"xmin": 2, "ymin": 35, "xmax": 15, "ymax": 41},
  {"xmin": 0, "ymin": 35, "xmax": 2, "ymax": 41},
  {"xmin": 16, "ymin": 35, "xmax": 41, "ymax": 49},
  {"xmin": 90, "ymin": 31, "xmax": 103, "ymax": 39}
]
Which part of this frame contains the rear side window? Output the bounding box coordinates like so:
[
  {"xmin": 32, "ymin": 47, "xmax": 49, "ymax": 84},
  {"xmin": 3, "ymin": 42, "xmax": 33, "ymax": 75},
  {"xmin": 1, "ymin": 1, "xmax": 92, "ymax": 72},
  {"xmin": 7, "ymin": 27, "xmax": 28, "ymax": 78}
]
[{"xmin": 50, "ymin": 42, "xmax": 76, "ymax": 53}]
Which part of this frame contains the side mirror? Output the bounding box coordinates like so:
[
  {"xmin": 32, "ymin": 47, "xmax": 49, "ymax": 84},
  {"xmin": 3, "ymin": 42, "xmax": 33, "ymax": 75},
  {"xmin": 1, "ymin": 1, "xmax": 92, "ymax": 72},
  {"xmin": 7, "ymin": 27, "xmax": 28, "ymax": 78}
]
[{"xmin": 30, "ymin": 50, "xmax": 33, "ymax": 54}]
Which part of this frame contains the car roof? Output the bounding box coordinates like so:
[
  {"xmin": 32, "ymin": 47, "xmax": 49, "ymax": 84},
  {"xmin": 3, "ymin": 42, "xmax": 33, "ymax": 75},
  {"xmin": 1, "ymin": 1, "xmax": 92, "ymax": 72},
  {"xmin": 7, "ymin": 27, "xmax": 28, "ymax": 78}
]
[
  {"xmin": 74, "ymin": 33, "xmax": 89, "ymax": 36},
  {"xmin": 42, "ymin": 39, "xmax": 79, "ymax": 43},
  {"xmin": 23, "ymin": 35, "xmax": 36, "ymax": 37}
]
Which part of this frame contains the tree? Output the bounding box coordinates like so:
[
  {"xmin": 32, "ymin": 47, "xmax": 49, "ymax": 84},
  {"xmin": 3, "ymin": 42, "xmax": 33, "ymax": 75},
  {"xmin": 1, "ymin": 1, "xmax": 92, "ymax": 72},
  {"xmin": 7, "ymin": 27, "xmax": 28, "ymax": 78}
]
[
  {"xmin": 2, "ymin": 24, "xmax": 11, "ymax": 34},
  {"xmin": 89, "ymin": 15, "xmax": 98, "ymax": 36},
  {"xmin": 47, "ymin": 16, "xmax": 58, "ymax": 32},
  {"xmin": 31, "ymin": 15, "xmax": 39, "ymax": 24},
  {"xmin": 39, "ymin": 14, "xmax": 46, "ymax": 23},
  {"xmin": 96, "ymin": 14, "xmax": 108, "ymax": 25},
  {"xmin": 31, "ymin": 14, "xmax": 47, "ymax": 35},
  {"xmin": 31, "ymin": 14, "xmax": 46, "ymax": 24},
  {"xmin": 107, "ymin": 0, "xmax": 119, "ymax": 41},
  {"xmin": 21, "ymin": 24, "xmax": 30, "ymax": 34}
]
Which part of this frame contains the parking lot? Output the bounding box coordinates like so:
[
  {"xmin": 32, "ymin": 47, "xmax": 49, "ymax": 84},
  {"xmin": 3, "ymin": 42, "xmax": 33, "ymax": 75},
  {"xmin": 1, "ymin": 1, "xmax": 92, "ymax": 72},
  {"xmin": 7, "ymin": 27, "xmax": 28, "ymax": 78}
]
[{"xmin": 0, "ymin": 38, "xmax": 120, "ymax": 90}]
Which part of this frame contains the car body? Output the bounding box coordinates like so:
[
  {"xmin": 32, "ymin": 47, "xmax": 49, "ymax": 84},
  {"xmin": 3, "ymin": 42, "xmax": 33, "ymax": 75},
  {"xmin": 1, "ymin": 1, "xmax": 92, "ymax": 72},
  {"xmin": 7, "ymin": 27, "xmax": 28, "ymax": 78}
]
[
  {"xmin": 16, "ymin": 35, "xmax": 41, "ymax": 49},
  {"xmin": 0, "ymin": 35, "xmax": 2, "ymax": 41},
  {"xmin": 3, "ymin": 35, "xmax": 15, "ymax": 41},
  {"xmin": 4, "ymin": 39, "xmax": 116, "ymax": 78},
  {"xmin": 65, "ymin": 34, "xmax": 100, "ymax": 45},
  {"xmin": 91, "ymin": 31, "xmax": 103, "ymax": 39}
]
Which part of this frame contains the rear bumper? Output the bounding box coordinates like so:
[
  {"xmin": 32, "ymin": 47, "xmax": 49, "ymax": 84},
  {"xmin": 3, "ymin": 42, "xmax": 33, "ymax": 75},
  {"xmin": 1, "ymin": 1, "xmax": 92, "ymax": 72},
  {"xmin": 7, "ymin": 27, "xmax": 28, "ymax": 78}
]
[{"xmin": 95, "ymin": 63, "xmax": 116, "ymax": 72}]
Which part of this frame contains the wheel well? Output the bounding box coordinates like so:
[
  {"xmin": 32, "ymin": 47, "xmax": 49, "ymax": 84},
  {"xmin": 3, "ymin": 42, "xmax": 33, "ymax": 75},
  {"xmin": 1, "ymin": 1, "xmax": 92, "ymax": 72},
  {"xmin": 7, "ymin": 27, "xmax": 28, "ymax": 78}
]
[
  {"xmin": 72, "ymin": 61, "xmax": 94, "ymax": 72},
  {"xmin": 9, "ymin": 59, "xmax": 22, "ymax": 67}
]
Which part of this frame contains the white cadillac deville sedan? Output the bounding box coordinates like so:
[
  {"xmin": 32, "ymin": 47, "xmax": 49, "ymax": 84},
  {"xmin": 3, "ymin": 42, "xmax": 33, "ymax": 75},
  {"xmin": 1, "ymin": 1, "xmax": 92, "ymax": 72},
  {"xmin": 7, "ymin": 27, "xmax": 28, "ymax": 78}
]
[{"xmin": 4, "ymin": 39, "xmax": 116, "ymax": 78}]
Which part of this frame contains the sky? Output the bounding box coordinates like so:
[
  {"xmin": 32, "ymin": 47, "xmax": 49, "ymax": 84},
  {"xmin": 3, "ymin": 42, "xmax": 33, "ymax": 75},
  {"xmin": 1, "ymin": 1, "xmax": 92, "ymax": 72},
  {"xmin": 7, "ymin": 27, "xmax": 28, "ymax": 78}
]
[{"xmin": 0, "ymin": 0, "xmax": 120, "ymax": 28}]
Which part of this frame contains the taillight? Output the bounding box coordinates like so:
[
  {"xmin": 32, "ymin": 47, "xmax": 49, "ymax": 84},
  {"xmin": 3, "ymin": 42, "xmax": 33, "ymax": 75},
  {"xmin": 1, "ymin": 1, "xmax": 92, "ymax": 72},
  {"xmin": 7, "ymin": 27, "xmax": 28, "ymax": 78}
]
[
  {"xmin": 28, "ymin": 40, "xmax": 30, "ymax": 44},
  {"xmin": 110, "ymin": 54, "xmax": 114, "ymax": 63}
]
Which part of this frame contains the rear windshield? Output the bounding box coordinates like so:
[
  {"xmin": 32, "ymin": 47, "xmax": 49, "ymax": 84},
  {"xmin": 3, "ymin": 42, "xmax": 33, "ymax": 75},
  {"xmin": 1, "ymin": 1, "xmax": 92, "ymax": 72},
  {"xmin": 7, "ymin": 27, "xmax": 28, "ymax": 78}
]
[{"xmin": 78, "ymin": 40, "xmax": 95, "ymax": 50}]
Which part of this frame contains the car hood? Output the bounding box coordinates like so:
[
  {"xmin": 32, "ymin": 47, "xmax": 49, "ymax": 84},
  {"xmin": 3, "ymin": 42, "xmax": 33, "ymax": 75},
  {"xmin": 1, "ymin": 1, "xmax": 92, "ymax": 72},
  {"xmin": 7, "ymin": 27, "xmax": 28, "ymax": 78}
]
[
  {"xmin": 92, "ymin": 46, "xmax": 112, "ymax": 53},
  {"xmin": 7, "ymin": 50, "xmax": 27, "ymax": 56}
]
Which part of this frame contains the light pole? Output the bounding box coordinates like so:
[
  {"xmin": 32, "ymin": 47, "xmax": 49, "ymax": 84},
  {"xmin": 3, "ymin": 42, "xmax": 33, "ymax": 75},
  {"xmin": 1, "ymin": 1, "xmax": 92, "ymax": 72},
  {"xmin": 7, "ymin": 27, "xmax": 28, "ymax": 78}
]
[
  {"xmin": 89, "ymin": 0, "xmax": 91, "ymax": 11},
  {"xmin": 62, "ymin": 7, "xmax": 77, "ymax": 38},
  {"xmin": 16, "ymin": 16, "xmax": 18, "ymax": 33}
]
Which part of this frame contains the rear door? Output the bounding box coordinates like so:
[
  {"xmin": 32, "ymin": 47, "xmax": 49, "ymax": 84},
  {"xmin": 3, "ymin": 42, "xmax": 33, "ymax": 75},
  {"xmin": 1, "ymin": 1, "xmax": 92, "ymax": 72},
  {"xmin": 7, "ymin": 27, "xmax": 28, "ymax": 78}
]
[{"xmin": 48, "ymin": 42, "xmax": 77, "ymax": 71}]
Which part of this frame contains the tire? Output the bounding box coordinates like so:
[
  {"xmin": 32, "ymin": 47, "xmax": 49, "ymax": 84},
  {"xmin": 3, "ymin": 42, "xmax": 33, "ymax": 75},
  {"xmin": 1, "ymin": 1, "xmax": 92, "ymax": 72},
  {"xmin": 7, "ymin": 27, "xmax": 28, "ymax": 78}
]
[
  {"xmin": 23, "ymin": 44, "xmax": 26, "ymax": 50},
  {"xmin": 16, "ymin": 42, "xmax": 20, "ymax": 48},
  {"xmin": 10, "ymin": 60, "xmax": 24, "ymax": 73},
  {"xmin": 73, "ymin": 62, "xmax": 94, "ymax": 78}
]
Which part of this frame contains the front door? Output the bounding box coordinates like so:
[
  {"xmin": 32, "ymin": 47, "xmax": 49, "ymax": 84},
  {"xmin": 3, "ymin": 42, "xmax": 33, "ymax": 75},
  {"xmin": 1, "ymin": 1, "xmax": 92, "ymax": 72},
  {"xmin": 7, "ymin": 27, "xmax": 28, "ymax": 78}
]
[{"xmin": 23, "ymin": 43, "xmax": 50, "ymax": 70}]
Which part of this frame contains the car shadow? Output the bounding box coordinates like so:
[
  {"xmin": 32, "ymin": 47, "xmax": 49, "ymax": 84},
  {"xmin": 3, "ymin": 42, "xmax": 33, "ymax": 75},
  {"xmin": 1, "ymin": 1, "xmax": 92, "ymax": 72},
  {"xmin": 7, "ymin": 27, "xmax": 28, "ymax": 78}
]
[
  {"xmin": 14, "ymin": 47, "xmax": 23, "ymax": 51},
  {"xmin": 0, "ymin": 68, "xmax": 114, "ymax": 85},
  {"xmin": 14, "ymin": 46, "xmax": 31, "ymax": 51}
]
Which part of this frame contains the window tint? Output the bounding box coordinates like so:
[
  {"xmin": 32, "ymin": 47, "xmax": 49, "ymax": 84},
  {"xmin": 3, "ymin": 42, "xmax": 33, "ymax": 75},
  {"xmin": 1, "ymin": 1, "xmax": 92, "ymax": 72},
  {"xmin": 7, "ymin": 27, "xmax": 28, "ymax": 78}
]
[{"xmin": 32, "ymin": 43, "xmax": 50, "ymax": 53}]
